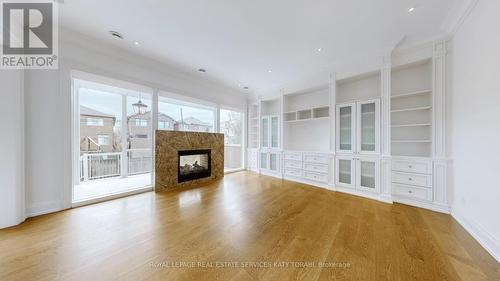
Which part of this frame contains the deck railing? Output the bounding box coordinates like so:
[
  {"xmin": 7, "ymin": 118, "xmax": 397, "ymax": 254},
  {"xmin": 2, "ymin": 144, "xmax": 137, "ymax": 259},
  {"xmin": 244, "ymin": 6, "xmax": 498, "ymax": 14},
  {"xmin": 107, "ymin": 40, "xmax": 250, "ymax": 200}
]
[{"xmin": 80, "ymin": 149, "xmax": 152, "ymax": 181}]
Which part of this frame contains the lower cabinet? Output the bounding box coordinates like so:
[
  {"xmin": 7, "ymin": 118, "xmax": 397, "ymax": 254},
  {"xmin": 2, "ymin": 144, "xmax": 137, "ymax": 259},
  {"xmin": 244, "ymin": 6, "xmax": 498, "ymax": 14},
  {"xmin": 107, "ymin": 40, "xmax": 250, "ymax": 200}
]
[
  {"xmin": 260, "ymin": 151, "xmax": 281, "ymax": 174},
  {"xmin": 335, "ymin": 156, "xmax": 380, "ymax": 193},
  {"xmin": 282, "ymin": 151, "xmax": 331, "ymax": 185}
]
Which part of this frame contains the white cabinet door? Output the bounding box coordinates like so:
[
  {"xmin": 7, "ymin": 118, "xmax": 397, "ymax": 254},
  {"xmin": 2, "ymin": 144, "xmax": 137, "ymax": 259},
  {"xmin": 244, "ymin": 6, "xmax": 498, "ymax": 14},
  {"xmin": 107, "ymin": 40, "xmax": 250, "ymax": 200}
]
[
  {"xmin": 269, "ymin": 152, "xmax": 280, "ymax": 172},
  {"xmin": 261, "ymin": 116, "xmax": 269, "ymax": 148},
  {"xmin": 357, "ymin": 99, "xmax": 380, "ymax": 154},
  {"xmin": 270, "ymin": 115, "xmax": 280, "ymax": 148},
  {"xmin": 260, "ymin": 152, "xmax": 268, "ymax": 170},
  {"xmin": 336, "ymin": 156, "xmax": 355, "ymax": 189},
  {"xmin": 356, "ymin": 157, "xmax": 380, "ymax": 193},
  {"xmin": 336, "ymin": 103, "xmax": 356, "ymax": 154}
]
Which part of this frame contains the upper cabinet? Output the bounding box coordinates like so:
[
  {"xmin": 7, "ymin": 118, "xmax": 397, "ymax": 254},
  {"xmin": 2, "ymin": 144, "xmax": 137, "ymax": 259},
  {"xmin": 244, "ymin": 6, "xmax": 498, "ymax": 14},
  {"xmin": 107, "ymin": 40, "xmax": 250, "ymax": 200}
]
[
  {"xmin": 336, "ymin": 100, "xmax": 380, "ymax": 154},
  {"xmin": 260, "ymin": 98, "xmax": 281, "ymax": 149},
  {"xmin": 248, "ymin": 103, "xmax": 259, "ymax": 149},
  {"xmin": 336, "ymin": 71, "xmax": 381, "ymax": 155}
]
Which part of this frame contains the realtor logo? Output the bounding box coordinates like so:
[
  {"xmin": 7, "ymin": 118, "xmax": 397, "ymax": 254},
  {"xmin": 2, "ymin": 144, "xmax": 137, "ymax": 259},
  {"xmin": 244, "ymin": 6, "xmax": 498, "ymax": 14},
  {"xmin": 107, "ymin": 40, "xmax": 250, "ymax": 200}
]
[{"xmin": 1, "ymin": 0, "xmax": 58, "ymax": 69}]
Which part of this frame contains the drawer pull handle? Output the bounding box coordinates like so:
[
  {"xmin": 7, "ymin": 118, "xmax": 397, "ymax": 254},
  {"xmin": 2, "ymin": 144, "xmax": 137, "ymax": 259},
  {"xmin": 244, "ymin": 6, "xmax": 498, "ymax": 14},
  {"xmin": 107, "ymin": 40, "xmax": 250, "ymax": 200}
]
[
  {"xmin": 408, "ymin": 190, "xmax": 413, "ymax": 194},
  {"xmin": 408, "ymin": 178, "xmax": 413, "ymax": 181},
  {"xmin": 408, "ymin": 165, "xmax": 413, "ymax": 168}
]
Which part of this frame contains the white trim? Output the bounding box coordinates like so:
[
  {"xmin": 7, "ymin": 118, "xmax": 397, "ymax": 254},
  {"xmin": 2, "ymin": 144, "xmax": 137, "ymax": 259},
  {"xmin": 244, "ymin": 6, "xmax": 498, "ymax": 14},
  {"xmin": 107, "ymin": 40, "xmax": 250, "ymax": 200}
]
[
  {"xmin": 27, "ymin": 200, "xmax": 62, "ymax": 217},
  {"xmin": 392, "ymin": 196, "xmax": 450, "ymax": 214},
  {"xmin": 451, "ymin": 209, "xmax": 500, "ymax": 263},
  {"xmin": 72, "ymin": 186, "xmax": 153, "ymax": 208},
  {"xmin": 442, "ymin": 0, "xmax": 480, "ymax": 35}
]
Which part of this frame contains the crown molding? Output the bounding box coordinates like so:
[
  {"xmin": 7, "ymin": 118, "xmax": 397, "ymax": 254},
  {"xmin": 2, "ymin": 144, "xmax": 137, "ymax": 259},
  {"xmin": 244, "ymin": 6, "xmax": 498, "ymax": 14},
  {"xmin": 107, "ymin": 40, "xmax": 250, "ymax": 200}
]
[{"xmin": 441, "ymin": 0, "xmax": 479, "ymax": 36}]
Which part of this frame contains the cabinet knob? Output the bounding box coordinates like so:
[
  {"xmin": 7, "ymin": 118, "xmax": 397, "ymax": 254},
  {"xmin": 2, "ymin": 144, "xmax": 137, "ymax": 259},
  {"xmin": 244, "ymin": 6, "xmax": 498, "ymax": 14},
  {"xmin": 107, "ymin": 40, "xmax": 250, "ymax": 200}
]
[
  {"xmin": 408, "ymin": 165, "xmax": 413, "ymax": 168},
  {"xmin": 408, "ymin": 178, "xmax": 413, "ymax": 181},
  {"xmin": 408, "ymin": 190, "xmax": 413, "ymax": 194}
]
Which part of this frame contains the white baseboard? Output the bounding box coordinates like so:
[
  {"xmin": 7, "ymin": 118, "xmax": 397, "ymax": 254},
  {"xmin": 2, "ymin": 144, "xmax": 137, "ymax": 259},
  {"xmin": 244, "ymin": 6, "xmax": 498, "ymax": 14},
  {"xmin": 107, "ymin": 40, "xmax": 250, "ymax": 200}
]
[
  {"xmin": 451, "ymin": 209, "xmax": 500, "ymax": 263},
  {"xmin": 26, "ymin": 200, "xmax": 63, "ymax": 217},
  {"xmin": 392, "ymin": 196, "xmax": 450, "ymax": 214}
]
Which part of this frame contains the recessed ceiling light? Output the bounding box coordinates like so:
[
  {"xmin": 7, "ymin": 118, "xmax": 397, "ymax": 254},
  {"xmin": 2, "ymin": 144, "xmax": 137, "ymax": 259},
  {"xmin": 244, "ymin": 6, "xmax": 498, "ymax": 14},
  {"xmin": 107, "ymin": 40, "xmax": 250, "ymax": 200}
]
[
  {"xmin": 198, "ymin": 68, "xmax": 206, "ymax": 73},
  {"xmin": 317, "ymin": 48, "xmax": 322, "ymax": 52},
  {"xmin": 408, "ymin": 7, "xmax": 415, "ymax": 12},
  {"xmin": 109, "ymin": 30, "xmax": 123, "ymax": 40},
  {"xmin": 268, "ymin": 70, "xmax": 272, "ymax": 73},
  {"xmin": 134, "ymin": 41, "xmax": 140, "ymax": 46}
]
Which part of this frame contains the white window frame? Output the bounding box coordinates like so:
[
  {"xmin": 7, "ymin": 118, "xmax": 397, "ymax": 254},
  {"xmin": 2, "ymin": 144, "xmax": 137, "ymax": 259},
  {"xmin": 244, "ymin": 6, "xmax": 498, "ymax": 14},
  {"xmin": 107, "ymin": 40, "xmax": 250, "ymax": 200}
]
[
  {"xmin": 86, "ymin": 117, "xmax": 104, "ymax": 126},
  {"xmin": 97, "ymin": 134, "xmax": 109, "ymax": 145},
  {"xmin": 219, "ymin": 105, "xmax": 246, "ymax": 173}
]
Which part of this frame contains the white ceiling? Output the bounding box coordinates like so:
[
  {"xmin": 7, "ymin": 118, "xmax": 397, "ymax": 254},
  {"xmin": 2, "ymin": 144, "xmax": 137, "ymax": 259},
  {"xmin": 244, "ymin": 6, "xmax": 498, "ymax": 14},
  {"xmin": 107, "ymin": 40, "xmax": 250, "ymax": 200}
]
[{"xmin": 59, "ymin": 0, "xmax": 464, "ymax": 94}]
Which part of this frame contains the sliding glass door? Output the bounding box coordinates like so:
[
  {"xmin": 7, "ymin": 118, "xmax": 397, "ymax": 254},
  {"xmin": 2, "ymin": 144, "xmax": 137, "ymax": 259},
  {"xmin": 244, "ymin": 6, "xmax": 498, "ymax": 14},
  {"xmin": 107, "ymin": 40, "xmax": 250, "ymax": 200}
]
[
  {"xmin": 74, "ymin": 78, "xmax": 153, "ymax": 203},
  {"xmin": 219, "ymin": 108, "xmax": 244, "ymax": 171}
]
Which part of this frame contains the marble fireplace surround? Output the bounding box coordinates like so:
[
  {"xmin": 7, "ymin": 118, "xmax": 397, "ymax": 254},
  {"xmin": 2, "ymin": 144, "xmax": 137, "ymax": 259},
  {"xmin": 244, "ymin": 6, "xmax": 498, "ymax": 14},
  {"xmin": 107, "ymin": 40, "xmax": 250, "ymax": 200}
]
[{"xmin": 155, "ymin": 131, "xmax": 224, "ymax": 192}]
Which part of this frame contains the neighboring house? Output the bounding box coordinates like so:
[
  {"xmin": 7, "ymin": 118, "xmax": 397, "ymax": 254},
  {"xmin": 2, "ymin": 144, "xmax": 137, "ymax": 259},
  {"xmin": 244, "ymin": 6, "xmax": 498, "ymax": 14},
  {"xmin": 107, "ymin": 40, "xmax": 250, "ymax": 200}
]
[
  {"xmin": 128, "ymin": 111, "xmax": 176, "ymax": 149},
  {"xmin": 80, "ymin": 106, "xmax": 116, "ymax": 153},
  {"xmin": 175, "ymin": 117, "xmax": 213, "ymax": 132}
]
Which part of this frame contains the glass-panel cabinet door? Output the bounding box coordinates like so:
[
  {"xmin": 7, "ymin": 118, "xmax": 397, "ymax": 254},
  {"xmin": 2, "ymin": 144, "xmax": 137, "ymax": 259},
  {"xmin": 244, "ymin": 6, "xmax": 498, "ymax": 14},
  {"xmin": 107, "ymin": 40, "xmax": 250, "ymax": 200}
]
[
  {"xmin": 336, "ymin": 157, "xmax": 355, "ymax": 189},
  {"xmin": 261, "ymin": 116, "xmax": 269, "ymax": 148},
  {"xmin": 336, "ymin": 103, "xmax": 355, "ymax": 153},
  {"xmin": 270, "ymin": 116, "xmax": 279, "ymax": 148},
  {"xmin": 358, "ymin": 99, "xmax": 380, "ymax": 154},
  {"xmin": 357, "ymin": 158, "xmax": 379, "ymax": 193},
  {"xmin": 260, "ymin": 153, "xmax": 268, "ymax": 170},
  {"xmin": 269, "ymin": 153, "xmax": 278, "ymax": 171}
]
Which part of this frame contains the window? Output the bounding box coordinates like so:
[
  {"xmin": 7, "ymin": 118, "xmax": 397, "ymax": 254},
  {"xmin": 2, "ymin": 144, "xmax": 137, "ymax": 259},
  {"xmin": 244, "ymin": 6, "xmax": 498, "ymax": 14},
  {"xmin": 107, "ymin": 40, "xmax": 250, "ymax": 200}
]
[
  {"xmin": 135, "ymin": 119, "xmax": 148, "ymax": 127},
  {"xmin": 97, "ymin": 135, "xmax": 109, "ymax": 145},
  {"xmin": 158, "ymin": 95, "xmax": 215, "ymax": 133},
  {"xmin": 134, "ymin": 134, "xmax": 148, "ymax": 139},
  {"xmin": 219, "ymin": 108, "xmax": 244, "ymax": 171},
  {"xmin": 158, "ymin": 121, "xmax": 170, "ymax": 130},
  {"xmin": 87, "ymin": 118, "xmax": 103, "ymax": 126}
]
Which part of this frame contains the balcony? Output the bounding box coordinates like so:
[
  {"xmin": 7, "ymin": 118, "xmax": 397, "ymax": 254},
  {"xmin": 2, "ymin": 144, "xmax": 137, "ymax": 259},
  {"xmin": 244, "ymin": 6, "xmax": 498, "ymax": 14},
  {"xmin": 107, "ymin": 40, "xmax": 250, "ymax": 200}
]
[{"xmin": 74, "ymin": 149, "xmax": 152, "ymax": 202}]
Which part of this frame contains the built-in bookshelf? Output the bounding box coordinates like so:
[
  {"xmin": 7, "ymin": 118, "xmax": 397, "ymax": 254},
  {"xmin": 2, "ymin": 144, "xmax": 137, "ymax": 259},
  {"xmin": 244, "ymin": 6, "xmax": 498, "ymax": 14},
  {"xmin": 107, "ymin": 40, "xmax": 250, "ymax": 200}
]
[
  {"xmin": 283, "ymin": 86, "xmax": 330, "ymax": 151},
  {"xmin": 391, "ymin": 60, "xmax": 433, "ymax": 157},
  {"xmin": 248, "ymin": 103, "xmax": 259, "ymax": 148}
]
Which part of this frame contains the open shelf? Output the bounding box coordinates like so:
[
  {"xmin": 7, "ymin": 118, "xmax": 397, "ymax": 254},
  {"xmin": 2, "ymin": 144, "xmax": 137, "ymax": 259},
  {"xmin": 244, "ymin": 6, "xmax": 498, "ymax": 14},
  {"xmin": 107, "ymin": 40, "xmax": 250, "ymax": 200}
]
[
  {"xmin": 391, "ymin": 89, "xmax": 432, "ymax": 99},
  {"xmin": 391, "ymin": 106, "xmax": 432, "ymax": 113},
  {"xmin": 391, "ymin": 123, "xmax": 431, "ymax": 128},
  {"xmin": 392, "ymin": 140, "xmax": 431, "ymax": 143}
]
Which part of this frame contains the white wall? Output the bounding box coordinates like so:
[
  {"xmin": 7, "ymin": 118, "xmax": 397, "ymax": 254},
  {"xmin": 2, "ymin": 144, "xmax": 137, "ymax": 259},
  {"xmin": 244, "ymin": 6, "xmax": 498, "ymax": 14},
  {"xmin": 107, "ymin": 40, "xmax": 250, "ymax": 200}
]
[
  {"xmin": 449, "ymin": 0, "xmax": 500, "ymax": 261},
  {"xmin": 23, "ymin": 29, "xmax": 248, "ymax": 217},
  {"xmin": 0, "ymin": 69, "xmax": 25, "ymax": 228}
]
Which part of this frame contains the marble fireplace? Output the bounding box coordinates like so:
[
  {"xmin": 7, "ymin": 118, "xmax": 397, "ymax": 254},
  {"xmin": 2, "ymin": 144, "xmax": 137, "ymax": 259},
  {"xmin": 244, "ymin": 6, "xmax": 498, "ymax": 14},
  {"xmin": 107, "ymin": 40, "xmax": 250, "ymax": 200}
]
[{"xmin": 155, "ymin": 131, "xmax": 224, "ymax": 192}]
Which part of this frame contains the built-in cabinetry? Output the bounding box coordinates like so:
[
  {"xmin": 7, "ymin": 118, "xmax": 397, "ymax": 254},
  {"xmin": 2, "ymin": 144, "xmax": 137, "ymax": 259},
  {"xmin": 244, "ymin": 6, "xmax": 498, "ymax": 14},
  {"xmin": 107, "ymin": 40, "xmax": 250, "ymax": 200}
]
[{"xmin": 247, "ymin": 41, "xmax": 448, "ymax": 213}]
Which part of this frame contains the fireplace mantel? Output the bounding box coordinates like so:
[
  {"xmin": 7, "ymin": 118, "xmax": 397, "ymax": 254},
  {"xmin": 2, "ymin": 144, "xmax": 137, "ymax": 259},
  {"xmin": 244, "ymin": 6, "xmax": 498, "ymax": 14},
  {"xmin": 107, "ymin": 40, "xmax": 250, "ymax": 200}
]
[{"xmin": 155, "ymin": 131, "xmax": 224, "ymax": 192}]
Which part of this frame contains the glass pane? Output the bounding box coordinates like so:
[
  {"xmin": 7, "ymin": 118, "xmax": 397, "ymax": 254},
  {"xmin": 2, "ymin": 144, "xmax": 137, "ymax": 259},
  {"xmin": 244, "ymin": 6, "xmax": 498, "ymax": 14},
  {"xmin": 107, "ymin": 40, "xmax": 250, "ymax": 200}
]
[
  {"xmin": 158, "ymin": 96, "xmax": 215, "ymax": 132},
  {"xmin": 261, "ymin": 118, "xmax": 269, "ymax": 147},
  {"xmin": 361, "ymin": 103, "xmax": 376, "ymax": 151},
  {"xmin": 338, "ymin": 159, "xmax": 351, "ymax": 184},
  {"xmin": 271, "ymin": 116, "xmax": 279, "ymax": 148},
  {"xmin": 220, "ymin": 109, "xmax": 243, "ymax": 171},
  {"xmin": 339, "ymin": 106, "xmax": 352, "ymax": 150},
  {"xmin": 260, "ymin": 153, "xmax": 267, "ymax": 169},
  {"xmin": 76, "ymin": 79, "xmax": 152, "ymax": 203},
  {"xmin": 270, "ymin": 154, "xmax": 277, "ymax": 171},
  {"xmin": 360, "ymin": 161, "xmax": 376, "ymax": 188}
]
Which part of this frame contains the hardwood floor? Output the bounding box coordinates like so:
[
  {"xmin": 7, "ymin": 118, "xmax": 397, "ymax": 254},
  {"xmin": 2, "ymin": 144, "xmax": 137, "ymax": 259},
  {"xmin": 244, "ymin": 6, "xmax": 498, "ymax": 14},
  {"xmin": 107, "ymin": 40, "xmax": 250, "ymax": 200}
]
[{"xmin": 1, "ymin": 171, "xmax": 498, "ymax": 281}]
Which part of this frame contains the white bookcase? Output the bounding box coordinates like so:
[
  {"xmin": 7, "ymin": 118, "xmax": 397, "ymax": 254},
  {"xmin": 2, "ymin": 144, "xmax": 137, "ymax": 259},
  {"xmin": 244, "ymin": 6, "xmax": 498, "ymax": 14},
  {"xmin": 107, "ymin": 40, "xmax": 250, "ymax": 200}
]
[
  {"xmin": 391, "ymin": 60, "xmax": 433, "ymax": 157},
  {"xmin": 248, "ymin": 41, "xmax": 448, "ymax": 214}
]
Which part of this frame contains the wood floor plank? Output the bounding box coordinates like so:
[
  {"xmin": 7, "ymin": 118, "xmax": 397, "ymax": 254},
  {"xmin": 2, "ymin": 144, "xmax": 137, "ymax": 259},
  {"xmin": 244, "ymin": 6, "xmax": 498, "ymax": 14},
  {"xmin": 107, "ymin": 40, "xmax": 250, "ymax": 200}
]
[{"xmin": 0, "ymin": 171, "xmax": 498, "ymax": 281}]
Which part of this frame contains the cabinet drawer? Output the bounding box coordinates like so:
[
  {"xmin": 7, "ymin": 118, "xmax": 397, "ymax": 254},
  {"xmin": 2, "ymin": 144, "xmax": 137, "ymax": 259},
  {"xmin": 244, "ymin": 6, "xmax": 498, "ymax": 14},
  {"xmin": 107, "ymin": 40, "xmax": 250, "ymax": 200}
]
[
  {"xmin": 304, "ymin": 163, "xmax": 329, "ymax": 174},
  {"xmin": 392, "ymin": 159, "xmax": 432, "ymax": 174},
  {"xmin": 284, "ymin": 160, "xmax": 303, "ymax": 169},
  {"xmin": 304, "ymin": 154, "xmax": 329, "ymax": 164},
  {"xmin": 284, "ymin": 152, "xmax": 302, "ymax": 161},
  {"xmin": 392, "ymin": 172, "xmax": 432, "ymax": 188},
  {"xmin": 284, "ymin": 168, "xmax": 303, "ymax": 178},
  {"xmin": 393, "ymin": 184, "xmax": 433, "ymax": 201},
  {"xmin": 304, "ymin": 172, "xmax": 328, "ymax": 183}
]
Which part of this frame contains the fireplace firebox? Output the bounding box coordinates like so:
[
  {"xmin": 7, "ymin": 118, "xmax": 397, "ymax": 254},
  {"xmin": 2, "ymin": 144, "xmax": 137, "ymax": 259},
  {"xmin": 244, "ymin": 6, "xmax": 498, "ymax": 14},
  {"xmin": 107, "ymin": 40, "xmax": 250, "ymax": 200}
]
[{"xmin": 178, "ymin": 150, "xmax": 211, "ymax": 183}]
